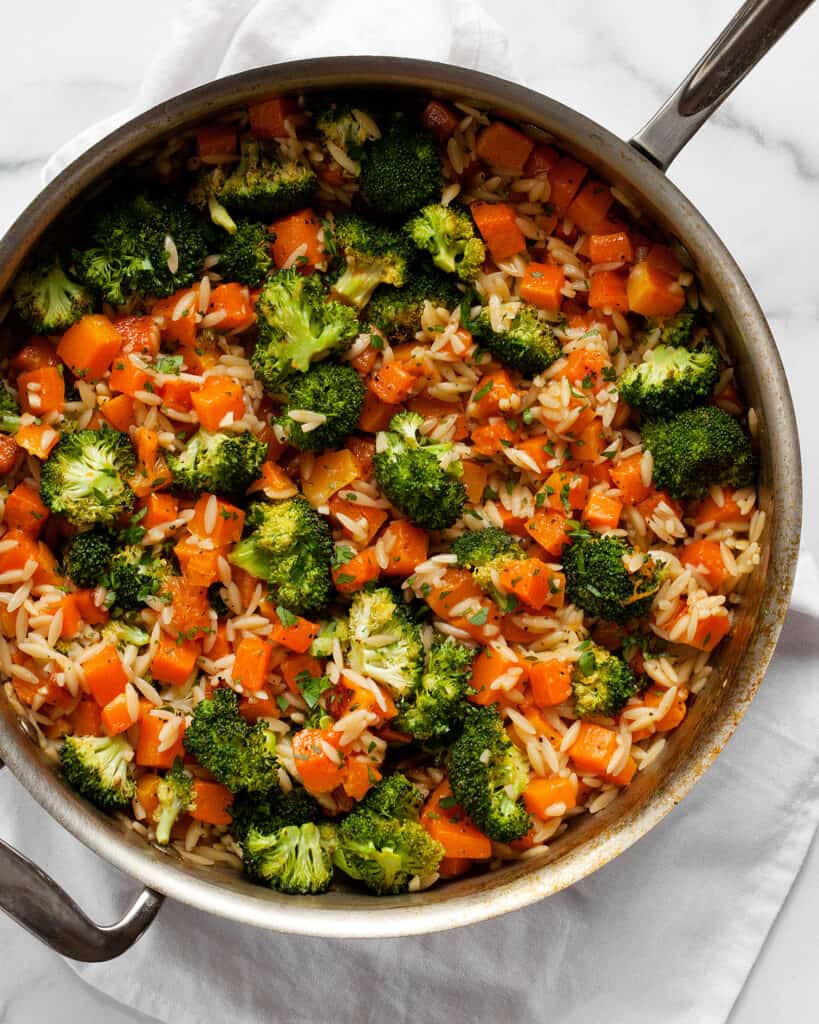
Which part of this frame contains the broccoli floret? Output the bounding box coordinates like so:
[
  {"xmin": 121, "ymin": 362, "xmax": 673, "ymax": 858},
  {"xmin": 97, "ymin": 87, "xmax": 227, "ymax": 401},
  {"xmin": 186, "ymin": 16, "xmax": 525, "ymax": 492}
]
[
  {"xmin": 448, "ymin": 704, "xmax": 530, "ymax": 843},
  {"xmin": 153, "ymin": 757, "xmax": 196, "ymax": 845},
  {"xmin": 470, "ymin": 305, "xmax": 562, "ymax": 377},
  {"xmin": 215, "ymin": 220, "xmax": 274, "ymax": 287},
  {"xmin": 40, "ymin": 427, "xmax": 136, "ymax": 528},
  {"xmin": 106, "ymin": 545, "xmax": 172, "ymax": 612},
  {"xmin": 333, "ymin": 774, "xmax": 444, "ymax": 894},
  {"xmin": 12, "ymin": 248, "xmax": 94, "ymax": 333},
  {"xmin": 101, "ymin": 620, "xmax": 151, "ymax": 648},
  {"xmin": 230, "ymin": 786, "xmax": 321, "ymax": 844},
  {"xmin": 0, "ymin": 384, "xmax": 20, "ymax": 435},
  {"xmin": 167, "ymin": 429, "xmax": 266, "ymax": 496},
  {"xmin": 358, "ymin": 772, "xmax": 424, "ymax": 819},
  {"xmin": 63, "ymin": 530, "xmax": 114, "ymax": 589},
  {"xmin": 405, "ymin": 204, "xmax": 485, "ymax": 282},
  {"xmin": 184, "ymin": 687, "xmax": 278, "ymax": 793},
  {"xmin": 452, "ymin": 526, "xmax": 525, "ymax": 608},
  {"xmin": 651, "ymin": 306, "xmax": 698, "ymax": 347},
  {"xmin": 252, "ymin": 269, "xmax": 359, "ymax": 392},
  {"xmin": 346, "ymin": 587, "xmax": 425, "ymax": 697},
  {"xmin": 618, "ymin": 344, "xmax": 720, "ymax": 418},
  {"xmin": 243, "ymin": 821, "xmax": 337, "ymax": 894},
  {"xmin": 571, "ymin": 643, "xmax": 638, "ymax": 719},
  {"xmin": 329, "ymin": 213, "xmax": 411, "ymax": 310},
  {"xmin": 308, "ymin": 616, "xmax": 349, "ymax": 658},
  {"xmin": 229, "ymin": 498, "xmax": 333, "ymax": 617},
  {"xmin": 359, "ymin": 115, "xmax": 442, "ymax": 220},
  {"xmin": 60, "ymin": 734, "xmax": 135, "ymax": 810},
  {"xmin": 373, "ymin": 411, "xmax": 467, "ymax": 530},
  {"xmin": 641, "ymin": 406, "xmax": 755, "ymax": 500},
  {"xmin": 366, "ymin": 268, "xmax": 461, "ymax": 341},
  {"xmin": 275, "ymin": 362, "xmax": 365, "ymax": 451},
  {"xmin": 313, "ymin": 94, "xmax": 378, "ymax": 167},
  {"xmin": 562, "ymin": 533, "xmax": 665, "ymax": 624},
  {"xmin": 396, "ymin": 636, "xmax": 475, "ymax": 744},
  {"xmin": 73, "ymin": 189, "xmax": 210, "ymax": 305},
  {"xmin": 190, "ymin": 137, "xmax": 316, "ymax": 223}
]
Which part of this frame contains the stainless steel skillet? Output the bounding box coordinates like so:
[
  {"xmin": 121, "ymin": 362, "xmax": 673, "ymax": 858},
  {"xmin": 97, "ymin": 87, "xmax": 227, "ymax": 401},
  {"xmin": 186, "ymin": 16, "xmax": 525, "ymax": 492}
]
[{"xmin": 0, "ymin": 0, "xmax": 808, "ymax": 959}]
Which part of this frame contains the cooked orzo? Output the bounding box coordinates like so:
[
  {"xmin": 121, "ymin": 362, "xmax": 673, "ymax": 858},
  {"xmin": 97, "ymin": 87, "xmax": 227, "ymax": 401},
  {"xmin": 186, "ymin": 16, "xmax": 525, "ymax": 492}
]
[{"xmin": 0, "ymin": 90, "xmax": 761, "ymax": 895}]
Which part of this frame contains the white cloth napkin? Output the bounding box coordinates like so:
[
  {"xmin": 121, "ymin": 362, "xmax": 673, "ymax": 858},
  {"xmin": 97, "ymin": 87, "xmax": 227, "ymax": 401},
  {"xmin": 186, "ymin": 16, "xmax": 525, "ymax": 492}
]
[
  {"xmin": 43, "ymin": 0, "xmax": 514, "ymax": 182},
  {"xmin": 2, "ymin": 2, "xmax": 815, "ymax": 1021}
]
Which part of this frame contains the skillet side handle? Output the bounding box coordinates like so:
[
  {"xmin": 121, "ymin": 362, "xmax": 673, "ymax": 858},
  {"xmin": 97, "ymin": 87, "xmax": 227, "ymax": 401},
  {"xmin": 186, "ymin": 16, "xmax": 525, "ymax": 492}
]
[
  {"xmin": 629, "ymin": 0, "xmax": 814, "ymax": 171},
  {"xmin": 0, "ymin": 837, "xmax": 164, "ymax": 961}
]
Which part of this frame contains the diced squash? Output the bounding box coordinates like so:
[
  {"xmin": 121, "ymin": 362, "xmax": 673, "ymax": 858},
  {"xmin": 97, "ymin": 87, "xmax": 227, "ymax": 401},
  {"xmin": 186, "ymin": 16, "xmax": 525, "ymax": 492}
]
[
  {"xmin": 270, "ymin": 209, "xmax": 324, "ymax": 272},
  {"xmin": 475, "ymin": 121, "xmax": 534, "ymax": 173},
  {"xmin": 627, "ymin": 261, "xmax": 685, "ymax": 317},
  {"xmin": 301, "ymin": 450, "xmax": 360, "ymax": 506},
  {"xmin": 190, "ymin": 375, "xmax": 244, "ymax": 431},
  {"xmin": 520, "ymin": 262, "xmax": 564, "ymax": 311},
  {"xmin": 57, "ymin": 315, "xmax": 122, "ymax": 382},
  {"xmin": 17, "ymin": 366, "xmax": 65, "ymax": 415},
  {"xmin": 470, "ymin": 202, "xmax": 526, "ymax": 262},
  {"xmin": 4, "ymin": 482, "xmax": 49, "ymax": 536},
  {"xmin": 529, "ymin": 659, "xmax": 573, "ymax": 707},
  {"xmin": 421, "ymin": 780, "xmax": 492, "ymax": 859},
  {"xmin": 189, "ymin": 494, "xmax": 245, "ymax": 545}
]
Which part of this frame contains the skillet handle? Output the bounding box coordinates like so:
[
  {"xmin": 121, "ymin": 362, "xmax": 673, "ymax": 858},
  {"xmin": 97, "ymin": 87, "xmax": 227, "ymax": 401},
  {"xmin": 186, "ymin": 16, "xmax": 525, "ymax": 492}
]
[
  {"xmin": 629, "ymin": 0, "xmax": 814, "ymax": 170},
  {"xmin": 0, "ymin": 834, "xmax": 164, "ymax": 961}
]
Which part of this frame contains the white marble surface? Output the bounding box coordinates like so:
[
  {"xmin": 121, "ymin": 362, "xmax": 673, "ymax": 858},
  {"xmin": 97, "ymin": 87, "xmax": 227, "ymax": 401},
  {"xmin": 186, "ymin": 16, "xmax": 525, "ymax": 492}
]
[{"xmin": 0, "ymin": 1, "xmax": 817, "ymax": 1021}]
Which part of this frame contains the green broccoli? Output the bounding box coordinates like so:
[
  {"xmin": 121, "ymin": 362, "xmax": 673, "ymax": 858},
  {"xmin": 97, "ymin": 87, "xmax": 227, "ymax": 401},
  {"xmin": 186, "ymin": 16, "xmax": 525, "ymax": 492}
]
[
  {"xmin": 346, "ymin": 587, "xmax": 425, "ymax": 697},
  {"xmin": 333, "ymin": 774, "xmax": 444, "ymax": 894},
  {"xmin": 243, "ymin": 821, "xmax": 337, "ymax": 894},
  {"xmin": 452, "ymin": 526, "xmax": 525, "ymax": 609},
  {"xmin": 106, "ymin": 545, "xmax": 172, "ymax": 612},
  {"xmin": 215, "ymin": 220, "xmax": 274, "ymax": 287},
  {"xmin": 275, "ymin": 362, "xmax": 365, "ymax": 451},
  {"xmin": 366, "ymin": 268, "xmax": 461, "ymax": 341},
  {"xmin": 329, "ymin": 214, "xmax": 411, "ymax": 310},
  {"xmin": 101, "ymin": 620, "xmax": 151, "ymax": 648},
  {"xmin": 618, "ymin": 343, "xmax": 720, "ymax": 418},
  {"xmin": 571, "ymin": 642, "xmax": 638, "ymax": 719},
  {"xmin": 359, "ymin": 773, "xmax": 424, "ymax": 819},
  {"xmin": 562, "ymin": 532, "xmax": 665, "ymax": 623},
  {"xmin": 405, "ymin": 204, "xmax": 485, "ymax": 281},
  {"xmin": 183, "ymin": 687, "xmax": 278, "ymax": 793},
  {"xmin": 230, "ymin": 785, "xmax": 322, "ymax": 844},
  {"xmin": 359, "ymin": 115, "xmax": 443, "ymax": 220},
  {"xmin": 62, "ymin": 530, "xmax": 114, "ymax": 589},
  {"xmin": 641, "ymin": 406, "xmax": 755, "ymax": 500},
  {"xmin": 189, "ymin": 137, "xmax": 316, "ymax": 224},
  {"xmin": 396, "ymin": 635, "xmax": 475, "ymax": 744},
  {"xmin": 252, "ymin": 269, "xmax": 359, "ymax": 392},
  {"xmin": 470, "ymin": 305, "xmax": 562, "ymax": 377},
  {"xmin": 313, "ymin": 94, "xmax": 378, "ymax": 166},
  {"xmin": 229, "ymin": 498, "xmax": 333, "ymax": 617},
  {"xmin": 73, "ymin": 189, "xmax": 210, "ymax": 305},
  {"xmin": 12, "ymin": 248, "xmax": 94, "ymax": 333},
  {"xmin": 447, "ymin": 704, "xmax": 530, "ymax": 843},
  {"xmin": 167, "ymin": 429, "xmax": 266, "ymax": 496},
  {"xmin": 651, "ymin": 306, "xmax": 698, "ymax": 347},
  {"xmin": 40, "ymin": 427, "xmax": 136, "ymax": 528},
  {"xmin": 60, "ymin": 734, "xmax": 136, "ymax": 810},
  {"xmin": 308, "ymin": 616, "xmax": 349, "ymax": 658},
  {"xmin": 153, "ymin": 757, "xmax": 196, "ymax": 845},
  {"xmin": 0, "ymin": 384, "xmax": 20, "ymax": 435},
  {"xmin": 373, "ymin": 411, "xmax": 467, "ymax": 530}
]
